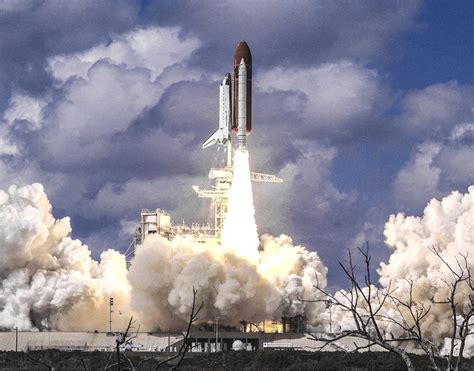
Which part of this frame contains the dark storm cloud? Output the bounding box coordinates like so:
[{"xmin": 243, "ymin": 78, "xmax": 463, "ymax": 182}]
[
  {"xmin": 388, "ymin": 81, "xmax": 474, "ymax": 215},
  {"xmin": 0, "ymin": 0, "xmax": 140, "ymax": 94},
  {"xmin": 0, "ymin": 24, "xmax": 209, "ymax": 238},
  {"xmin": 255, "ymin": 61, "xmax": 394, "ymax": 145},
  {"xmin": 10, "ymin": 78, "xmax": 218, "ymax": 204},
  {"xmin": 141, "ymin": 0, "xmax": 422, "ymax": 69},
  {"xmin": 153, "ymin": 79, "xmax": 216, "ymax": 138},
  {"xmin": 251, "ymin": 90, "xmax": 305, "ymax": 172},
  {"xmin": 252, "ymin": 138, "xmax": 370, "ymax": 284},
  {"xmin": 395, "ymin": 81, "xmax": 474, "ymax": 139}
]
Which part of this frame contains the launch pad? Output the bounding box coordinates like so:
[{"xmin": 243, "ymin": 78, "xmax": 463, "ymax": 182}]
[{"xmin": 133, "ymin": 163, "xmax": 281, "ymax": 247}]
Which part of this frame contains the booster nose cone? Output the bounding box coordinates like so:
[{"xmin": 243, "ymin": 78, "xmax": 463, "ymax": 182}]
[{"xmin": 234, "ymin": 40, "xmax": 252, "ymax": 66}]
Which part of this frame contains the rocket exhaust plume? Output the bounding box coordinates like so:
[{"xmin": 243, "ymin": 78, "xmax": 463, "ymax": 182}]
[
  {"xmin": 0, "ymin": 182, "xmax": 328, "ymax": 332},
  {"xmin": 1, "ymin": 181, "xmax": 471, "ymax": 340},
  {"xmin": 128, "ymin": 146, "xmax": 328, "ymax": 330},
  {"xmin": 222, "ymin": 149, "xmax": 259, "ymax": 262},
  {"xmin": 379, "ymin": 185, "xmax": 474, "ymax": 355},
  {"xmin": 128, "ymin": 233, "xmax": 328, "ymax": 331}
]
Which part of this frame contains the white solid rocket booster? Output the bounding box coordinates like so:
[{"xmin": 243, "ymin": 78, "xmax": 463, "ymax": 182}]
[{"xmin": 237, "ymin": 58, "xmax": 247, "ymax": 150}]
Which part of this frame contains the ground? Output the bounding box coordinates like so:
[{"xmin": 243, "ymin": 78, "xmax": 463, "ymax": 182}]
[{"xmin": 0, "ymin": 350, "xmax": 472, "ymax": 370}]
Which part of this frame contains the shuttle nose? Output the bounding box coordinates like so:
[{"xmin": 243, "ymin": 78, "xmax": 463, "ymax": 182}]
[{"xmin": 234, "ymin": 40, "xmax": 252, "ymax": 66}]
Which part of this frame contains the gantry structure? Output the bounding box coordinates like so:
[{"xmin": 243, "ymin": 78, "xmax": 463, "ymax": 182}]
[{"xmin": 192, "ymin": 165, "xmax": 282, "ymax": 240}]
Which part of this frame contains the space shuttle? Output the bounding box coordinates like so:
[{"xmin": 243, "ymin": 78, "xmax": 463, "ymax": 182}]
[
  {"xmin": 203, "ymin": 41, "xmax": 252, "ymax": 151},
  {"xmin": 202, "ymin": 73, "xmax": 232, "ymax": 149}
]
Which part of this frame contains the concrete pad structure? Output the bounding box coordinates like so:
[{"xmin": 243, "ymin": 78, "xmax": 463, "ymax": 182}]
[
  {"xmin": 0, "ymin": 331, "xmax": 183, "ymax": 352},
  {"xmin": 0, "ymin": 330, "xmax": 427, "ymax": 355}
]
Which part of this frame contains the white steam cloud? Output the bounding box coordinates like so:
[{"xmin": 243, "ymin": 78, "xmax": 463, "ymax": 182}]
[
  {"xmin": 1, "ymin": 176, "xmax": 470, "ymax": 348},
  {"xmin": 380, "ymin": 185, "xmax": 474, "ymax": 354},
  {"xmin": 323, "ymin": 186, "xmax": 474, "ymax": 355},
  {"xmin": 0, "ymin": 184, "xmax": 131, "ymax": 331},
  {"xmin": 0, "ymin": 179, "xmax": 328, "ymax": 332},
  {"xmin": 128, "ymin": 150, "xmax": 328, "ymax": 330},
  {"xmin": 128, "ymin": 233, "xmax": 327, "ymax": 331}
]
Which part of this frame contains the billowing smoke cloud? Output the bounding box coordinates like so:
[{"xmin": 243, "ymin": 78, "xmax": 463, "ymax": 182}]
[
  {"xmin": 322, "ymin": 186, "xmax": 474, "ymax": 355},
  {"xmin": 381, "ymin": 187, "xmax": 473, "ymax": 286},
  {"xmin": 128, "ymin": 233, "xmax": 327, "ymax": 331},
  {"xmin": 5, "ymin": 179, "xmax": 470, "ymax": 349},
  {"xmin": 380, "ymin": 185, "xmax": 474, "ymax": 354},
  {"xmin": 0, "ymin": 181, "xmax": 328, "ymax": 332},
  {"xmin": 128, "ymin": 150, "xmax": 328, "ymax": 330},
  {"xmin": 0, "ymin": 183, "xmax": 131, "ymax": 331}
]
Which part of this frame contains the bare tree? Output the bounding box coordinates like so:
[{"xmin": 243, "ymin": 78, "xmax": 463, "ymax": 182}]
[
  {"xmin": 24, "ymin": 352, "xmax": 55, "ymax": 371},
  {"xmin": 104, "ymin": 287, "xmax": 204, "ymax": 371},
  {"xmin": 103, "ymin": 287, "xmax": 203, "ymax": 371},
  {"xmin": 152, "ymin": 286, "xmax": 203, "ymax": 370},
  {"xmin": 431, "ymin": 247, "xmax": 473, "ymax": 371},
  {"xmin": 382, "ymin": 279, "xmax": 439, "ymax": 370},
  {"xmin": 103, "ymin": 316, "xmax": 139, "ymax": 371},
  {"xmin": 307, "ymin": 244, "xmax": 430, "ymax": 371},
  {"xmin": 130, "ymin": 287, "xmax": 204, "ymax": 371},
  {"xmin": 308, "ymin": 244, "xmax": 474, "ymax": 371}
]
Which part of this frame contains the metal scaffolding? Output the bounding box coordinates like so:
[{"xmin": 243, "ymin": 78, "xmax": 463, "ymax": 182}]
[{"xmin": 192, "ymin": 165, "xmax": 282, "ymax": 240}]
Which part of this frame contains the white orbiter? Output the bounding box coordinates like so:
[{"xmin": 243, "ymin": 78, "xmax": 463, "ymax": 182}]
[{"xmin": 202, "ymin": 73, "xmax": 232, "ymax": 149}]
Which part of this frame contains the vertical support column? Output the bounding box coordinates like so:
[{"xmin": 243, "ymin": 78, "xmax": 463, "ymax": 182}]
[
  {"xmin": 237, "ymin": 59, "xmax": 247, "ymax": 150},
  {"xmin": 168, "ymin": 329, "xmax": 171, "ymax": 357},
  {"xmin": 109, "ymin": 297, "xmax": 114, "ymax": 332},
  {"xmin": 215, "ymin": 317, "xmax": 219, "ymax": 352}
]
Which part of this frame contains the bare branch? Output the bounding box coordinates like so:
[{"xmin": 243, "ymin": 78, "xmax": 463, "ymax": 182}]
[{"xmin": 155, "ymin": 286, "xmax": 204, "ymax": 370}]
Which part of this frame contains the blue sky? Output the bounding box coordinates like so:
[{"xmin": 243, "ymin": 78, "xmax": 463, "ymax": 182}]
[{"xmin": 0, "ymin": 0, "xmax": 472, "ymax": 285}]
